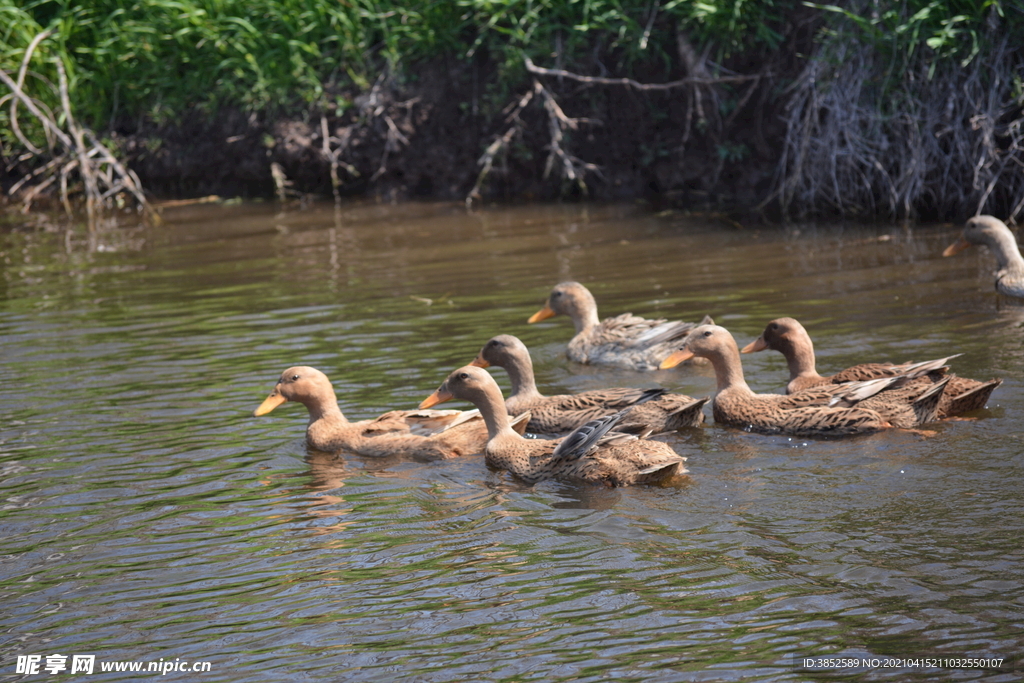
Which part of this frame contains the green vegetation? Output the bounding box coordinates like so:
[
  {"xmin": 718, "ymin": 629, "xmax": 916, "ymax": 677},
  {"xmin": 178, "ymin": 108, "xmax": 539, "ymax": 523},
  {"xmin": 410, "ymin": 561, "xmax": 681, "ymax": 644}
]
[
  {"xmin": 2, "ymin": 0, "xmax": 797, "ymax": 129},
  {"xmin": 1, "ymin": 0, "xmax": 1022, "ymax": 218},
  {"xmin": 775, "ymin": 1, "xmax": 1023, "ymax": 219}
]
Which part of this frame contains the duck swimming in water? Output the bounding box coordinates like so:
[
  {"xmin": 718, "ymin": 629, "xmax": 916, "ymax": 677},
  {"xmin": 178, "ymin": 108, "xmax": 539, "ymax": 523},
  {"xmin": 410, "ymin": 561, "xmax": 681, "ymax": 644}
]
[
  {"xmin": 943, "ymin": 215, "xmax": 1024, "ymax": 300},
  {"xmin": 528, "ymin": 281, "xmax": 713, "ymax": 370},
  {"xmin": 254, "ymin": 366, "xmax": 523, "ymax": 460},
  {"xmin": 471, "ymin": 334, "xmax": 707, "ymax": 433},
  {"xmin": 420, "ymin": 365, "xmax": 687, "ymax": 486},
  {"xmin": 741, "ymin": 318, "xmax": 1001, "ymax": 418},
  {"xmin": 660, "ymin": 325, "xmax": 952, "ymax": 436}
]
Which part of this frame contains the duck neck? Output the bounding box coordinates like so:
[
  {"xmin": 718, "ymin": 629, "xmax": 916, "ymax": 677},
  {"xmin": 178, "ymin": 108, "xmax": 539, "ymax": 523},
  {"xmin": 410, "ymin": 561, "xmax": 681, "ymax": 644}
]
[
  {"xmin": 989, "ymin": 228, "xmax": 1024, "ymax": 273},
  {"xmin": 303, "ymin": 392, "xmax": 348, "ymax": 429},
  {"xmin": 571, "ymin": 301, "xmax": 601, "ymax": 335},
  {"xmin": 502, "ymin": 351, "xmax": 544, "ymax": 403},
  {"xmin": 471, "ymin": 385, "xmax": 519, "ymax": 441},
  {"xmin": 779, "ymin": 335, "xmax": 820, "ymax": 384},
  {"xmin": 707, "ymin": 345, "xmax": 753, "ymax": 396}
]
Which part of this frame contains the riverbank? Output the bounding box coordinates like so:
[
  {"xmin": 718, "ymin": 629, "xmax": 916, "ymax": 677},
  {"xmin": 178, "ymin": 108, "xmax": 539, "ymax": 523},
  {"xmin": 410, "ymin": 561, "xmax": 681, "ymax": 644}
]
[{"xmin": 2, "ymin": 1, "xmax": 1022, "ymax": 222}]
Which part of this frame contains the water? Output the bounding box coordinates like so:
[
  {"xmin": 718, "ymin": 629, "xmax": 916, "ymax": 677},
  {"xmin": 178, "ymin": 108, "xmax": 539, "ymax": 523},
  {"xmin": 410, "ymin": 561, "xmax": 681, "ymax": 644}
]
[{"xmin": 1, "ymin": 202, "xmax": 1021, "ymax": 681}]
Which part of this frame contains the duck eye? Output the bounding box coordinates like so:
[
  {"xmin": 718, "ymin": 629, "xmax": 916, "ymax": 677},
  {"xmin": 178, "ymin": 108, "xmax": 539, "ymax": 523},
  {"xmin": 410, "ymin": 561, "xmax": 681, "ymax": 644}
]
[
  {"xmin": 552, "ymin": 291, "xmax": 562, "ymax": 298},
  {"xmin": 769, "ymin": 323, "xmax": 778, "ymax": 330},
  {"xmin": 703, "ymin": 330, "xmax": 712, "ymax": 337},
  {"xmin": 291, "ymin": 374, "xmax": 300, "ymax": 381},
  {"xmin": 458, "ymin": 372, "xmax": 469, "ymax": 380}
]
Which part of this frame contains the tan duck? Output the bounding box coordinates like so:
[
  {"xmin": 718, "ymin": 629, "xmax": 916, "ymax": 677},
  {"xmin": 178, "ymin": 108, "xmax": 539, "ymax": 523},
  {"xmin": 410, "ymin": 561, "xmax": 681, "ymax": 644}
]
[
  {"xmin": 470, "ymin": 334, "xmax": 707, "ymax": 433},
  {"xmin": 659, "ymin": 325, "xmax": 952, "ymax": 436},
  {"xmin": 528, "ymin": 281, "xmax": 713, "ymax": 370},
  {"xmin": 741, "ymin": 318, "xmax": 1002, "ymax": 417},
  {"xmin": 253, "ymin": 366, "xmax": 524, "ymax": 460},
  {"xmin": 943, "ymin": 215, "xmax": 1024, "ymax": 299},
  {"xmin": 420, "ymin": 365, "xmax": 687, "ymax": 486}
]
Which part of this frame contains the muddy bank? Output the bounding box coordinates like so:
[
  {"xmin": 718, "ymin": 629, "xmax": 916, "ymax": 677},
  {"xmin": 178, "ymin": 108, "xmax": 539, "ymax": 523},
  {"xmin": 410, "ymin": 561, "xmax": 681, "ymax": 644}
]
[
  {"xmin": 4, "ymin": 4, "xmax": 1022, "ymax": 223},
  {"xmin": 111, "ymin": 56, "xmax": 796, "ymax": 216}
]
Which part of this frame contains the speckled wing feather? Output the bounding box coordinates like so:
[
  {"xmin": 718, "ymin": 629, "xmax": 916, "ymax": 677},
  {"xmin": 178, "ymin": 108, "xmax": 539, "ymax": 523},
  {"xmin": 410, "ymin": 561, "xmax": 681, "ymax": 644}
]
[
  {"xmin": 551, "ymin": 409, "xmax": 632, "ymax": 462},
  {"xmin": 515, "ymin": 389, "xmax": 705, "ymax": 434},
  {"xmin": 711, "ymin": 393, "xmax": 889, "ymax": 436},
  {"xmin": 570, "ymin": 315, "xmax": 713, "ymax": 370},
  {"xmin": 818, "ymin": 375, "xmax": 949, "ymax": 428},
  {"xmin": 940, "ymin": 377, "xmax": 1002, "ymax": 417},
  {"xmin": 634, "ymin": 314, "xmax": 715, "ymax": 348},
  {"xmin": 711, "ymin": 375, "xmax": 950, "ymax": 436},
  {"xmin": 825, "ymin": 355, "xmax": 959, "ymax": 385},
  {"xmin": 539, "ymin": 387, "xmax": 665, "ymax": 411}
]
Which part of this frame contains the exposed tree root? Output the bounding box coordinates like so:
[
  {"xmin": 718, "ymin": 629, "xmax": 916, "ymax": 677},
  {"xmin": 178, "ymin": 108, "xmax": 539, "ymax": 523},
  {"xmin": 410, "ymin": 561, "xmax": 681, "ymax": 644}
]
[
  {"xmin": 466, "ymin": 89, "xmax": 535, "ymax": 209},
  {"xmin": 1, "ymin": 32, "xmax": 154, "ymax": 224}
]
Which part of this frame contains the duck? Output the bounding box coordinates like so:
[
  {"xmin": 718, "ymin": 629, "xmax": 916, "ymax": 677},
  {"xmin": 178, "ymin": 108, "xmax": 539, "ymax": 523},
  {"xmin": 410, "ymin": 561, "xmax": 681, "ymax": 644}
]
[
  {"xmin": 253, "ymin": 366, "xmax": 525, "ymax": 460},
  {"xmin": 419, "ymin": 365, "xmax": 687, "ymax": 486},
  {"xmin": 943, "ymin": 215, "xmax": 1024, "ymax": 299},
  {"xmin": 741, "ymin": 318, "xmax": 1002, "ymax": 417},
  {"xmin": 470, "ymin": 334, "xmax": 707, "ymax": 433},
  {"xmin": 659, "ymin": 325, "xmax": 952, "ymax": 436},
  {"xmin": 527, "ymin": 281, "xmax": 713, "ymax": 370}
]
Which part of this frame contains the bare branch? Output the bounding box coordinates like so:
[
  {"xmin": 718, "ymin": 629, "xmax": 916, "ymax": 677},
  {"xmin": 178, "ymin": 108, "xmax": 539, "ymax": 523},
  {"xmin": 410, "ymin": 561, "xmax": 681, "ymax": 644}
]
[
  {"xmin": 56, "ymin": 58, "xmax": 99, "ymax": 222},
  {"xmin": 534, "ymin": 80, "xmax": 601, "ymax": 193},
  {"xmin": 0, "ymin": 66, "xmax": 74, "ymax": 149},
  {"xmin": 524, "ymin": 55, "xmax": 757, "ymax": 90},
  {"xmin": 11, "ymin": 31, "xmax": 52, "ymax": 154}
]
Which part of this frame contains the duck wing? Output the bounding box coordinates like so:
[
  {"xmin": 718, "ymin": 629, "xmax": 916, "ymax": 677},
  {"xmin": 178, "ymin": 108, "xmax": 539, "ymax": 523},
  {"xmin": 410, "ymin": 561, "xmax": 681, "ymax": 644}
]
[{"xmin": 551, "ymin": 408, "xmax": 632, "ymax": 462}]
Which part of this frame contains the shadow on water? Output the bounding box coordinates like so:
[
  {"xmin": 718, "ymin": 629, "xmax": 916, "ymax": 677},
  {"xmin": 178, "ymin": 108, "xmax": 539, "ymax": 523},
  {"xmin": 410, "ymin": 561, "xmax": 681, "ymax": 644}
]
[{"xmin": 1, "ymin": 202, "xmax": 1021, "ymax": 681}]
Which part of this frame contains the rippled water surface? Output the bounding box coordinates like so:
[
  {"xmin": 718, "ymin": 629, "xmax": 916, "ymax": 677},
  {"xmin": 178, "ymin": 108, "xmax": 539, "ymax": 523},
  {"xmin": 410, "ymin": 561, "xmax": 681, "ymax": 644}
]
[{"xmin": 2, "ymin": 202, "xmax": 1022, "ymax": 681}]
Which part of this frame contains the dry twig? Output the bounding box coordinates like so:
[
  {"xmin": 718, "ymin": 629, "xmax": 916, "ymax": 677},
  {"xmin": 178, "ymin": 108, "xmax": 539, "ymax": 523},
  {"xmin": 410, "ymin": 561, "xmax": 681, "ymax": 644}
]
[
  {"xmin": 1, "ymin": 31, "xmax": 154, "ymax": 222},
  {"xmin": 524, "ymin": 55, "xmax": 757, "ymax": 90},
  {"xmin": 767, "ymin": 31, "xmax": 1024, "ymax": 221}
]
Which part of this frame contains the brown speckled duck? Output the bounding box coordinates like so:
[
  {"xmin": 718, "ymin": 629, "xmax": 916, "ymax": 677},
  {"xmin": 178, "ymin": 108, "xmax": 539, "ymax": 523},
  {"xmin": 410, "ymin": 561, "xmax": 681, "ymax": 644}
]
[
  {"xmin": 660, "ymin": 325, "xmax": 952, "ymax": 436},
  {"xmin": 528, "ymin": 281, "xmax": 713, "ymax": 370},
  {"xmin": 420, "ymin": 366, "xmax": 687, "ymax": 486},
  {"xmin": 742, "ymin": 318, "xmax": 1001, "ymax": 417},
  {"xmin": 470, "ymin": 334, "xmax": 707, "ymax": 433},
  {"xmin": 254, "ymin": 366, "xmax": 520, "ymax": 460},
  {"xmin": 943, "ymin": 215, "xmax": 1024, "ymax": 299}
]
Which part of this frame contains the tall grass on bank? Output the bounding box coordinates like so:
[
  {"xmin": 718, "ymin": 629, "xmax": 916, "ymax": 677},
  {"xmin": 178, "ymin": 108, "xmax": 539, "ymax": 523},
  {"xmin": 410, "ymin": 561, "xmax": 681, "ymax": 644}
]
[
  {"xmin": 2, "ymin": 0, "xmax": 1023, "ymax": 218},
  {"xmin": 2, "ymin": 0, "xmax": 791, "ymax": 135}
]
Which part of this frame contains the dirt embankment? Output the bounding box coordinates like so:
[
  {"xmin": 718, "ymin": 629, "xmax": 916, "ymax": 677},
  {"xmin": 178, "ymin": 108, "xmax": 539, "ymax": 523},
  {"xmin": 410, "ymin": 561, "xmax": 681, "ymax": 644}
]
[{"xmin": 114, "ymin": 52, "xmax": 802, "ymax": 216}]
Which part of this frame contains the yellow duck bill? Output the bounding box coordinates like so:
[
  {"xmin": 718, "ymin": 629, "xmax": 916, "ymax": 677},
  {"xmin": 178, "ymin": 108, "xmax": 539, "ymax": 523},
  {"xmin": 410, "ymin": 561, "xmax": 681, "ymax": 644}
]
[
  {"xmin": 740, "ymin": 337, "xmax": 768, "ymax": 353},
  {"xmin": 419, "ymin": 388, "xmax": 453, "ymax": 409},
  {"xmin": 527, "ymin": 304, "xmax": 556, "ymax": 323},
  {"xmin": 659, "ymin": 349, "xmax": 695, "ymax": 369},
  {"xmin": 253, "ymin": 392, "xmax": 287, "ymax": 416}
]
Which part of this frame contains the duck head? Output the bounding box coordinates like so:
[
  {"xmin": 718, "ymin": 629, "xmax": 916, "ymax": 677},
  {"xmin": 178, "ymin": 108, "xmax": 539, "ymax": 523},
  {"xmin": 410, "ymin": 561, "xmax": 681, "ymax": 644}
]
[
  {"xmin": 528, "ymin": 281, "xmax": 597, "ymax": 326},
  {"xmin": 944, "ymin": 215, "xmax": 1014, "ymax": 258},
  {"xmin": 741, "ymin": 317, "xmax": 809, "ymax": 355},
  {"xmin": 659, "ymin": 324, "xmax": 737, "ymax": 368},
  {"xmin": 471, "ymin": 334, "xmax": 529, "ymax": 369},
  {"xmin": 254, "ymin": 366, "xmax": 332, "ymax": 416},
  {"xmin": 420, "ymin": 365, "xmax": 496, "ymax": 409}
]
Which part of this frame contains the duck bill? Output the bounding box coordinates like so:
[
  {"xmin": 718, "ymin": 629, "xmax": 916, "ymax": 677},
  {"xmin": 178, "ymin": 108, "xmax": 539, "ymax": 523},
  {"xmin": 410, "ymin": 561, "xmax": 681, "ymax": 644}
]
[
  {"xmin": 419, "ymin": 387, "xmax": 453, "ymax": 409},
  {"xmin": 469, "ymin": 355, "xmax": 490, "ymax": 368},
  {"xmin": 942, "ymin": 236, "xmax": 971, "ymax": 257},
  {"xmin": 254, "ymin": 392, "xmax": 287, "ymax": 416},
  {"xmin": 527, "ymin": 304, "xmax": 556, "ymax": 323},
  {"xmin": 659, "ymin": 349, "xmax": 695, "ymax": 369},
  {"xmin": 741, "ymin": 337, "xmax": 768, "ymax": 354}
]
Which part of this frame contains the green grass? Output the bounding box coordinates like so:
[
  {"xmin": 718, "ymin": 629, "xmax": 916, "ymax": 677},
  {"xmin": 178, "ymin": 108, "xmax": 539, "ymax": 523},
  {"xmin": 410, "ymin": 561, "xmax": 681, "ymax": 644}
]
[
  {"xmin": 2, "ymin": 0, "xmax": 793, "ymax": 137},
  {"xmin": 1, "ymin": 1, "xmax": 1020, "ymax": 181}
]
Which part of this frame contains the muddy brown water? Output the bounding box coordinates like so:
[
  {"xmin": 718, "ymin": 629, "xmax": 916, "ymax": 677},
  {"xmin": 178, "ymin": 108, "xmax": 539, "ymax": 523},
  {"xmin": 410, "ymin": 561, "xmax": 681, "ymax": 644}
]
[{"xmin": 1, "ymin": 202, "xmax": 1022, "ymax": 681}]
